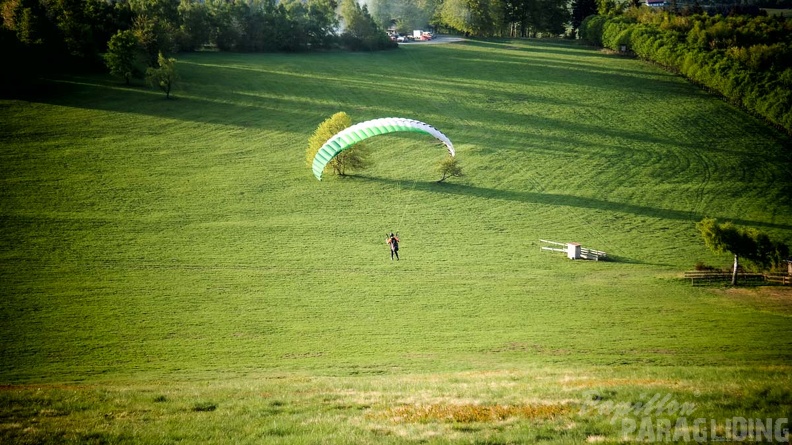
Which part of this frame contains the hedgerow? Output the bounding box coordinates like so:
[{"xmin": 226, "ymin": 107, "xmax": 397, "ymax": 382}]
[{"xmin": 581, "ymin": 9, "xmax": 792, "ymax": 135}]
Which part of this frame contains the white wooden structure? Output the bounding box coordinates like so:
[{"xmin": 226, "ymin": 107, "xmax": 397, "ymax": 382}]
[
  {"xmin": 567, "ymin": 242, "xmax": 581, "ymax": 260},
  {"xmin": 540, "ymin": 239, "xmax": 607, "ymax": 261}
]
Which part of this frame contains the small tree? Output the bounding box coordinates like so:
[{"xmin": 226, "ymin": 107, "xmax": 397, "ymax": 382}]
[
  {"xmin": 436, "ymin": 155, "xmax": 462, "ymax": 183},
  {"xmin": 306, "ymin": 112, "xmax": 369, "ymax": 177},
  {"xmin": 104, "ymin": 30, "xmax": 143, "ymax": 85},
  {"xmin": 697, "ymin": 218, "xmax": 753, "ymax": 285},
  {"xmin": 696, "ymin": 218, "xmax": 789, "ymax": 285},
  {"xmin": 146, "ymin": 52, "xmax": 178, "ymax": 98}
]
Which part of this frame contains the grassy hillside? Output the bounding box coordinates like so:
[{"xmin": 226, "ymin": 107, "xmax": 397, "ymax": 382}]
[{"xmin": 1, "ymin": 39, "xmax": 791, "ymax": 443}]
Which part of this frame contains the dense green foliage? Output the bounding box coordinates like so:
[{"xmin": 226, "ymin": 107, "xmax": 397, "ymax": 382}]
[
  {"xmin": 306, "ymin": 111, "xmax": 370, "ymax": 176},
  {"xmin": 0, "ymin": 0, "xmax": 117, "ymax": 77},
  {"xmin": 1, "ymin": 40, "xmax": 791, "ymax": 443},
  {"xmin": 571, "ymin": 0, "xmax": 599, "ymax": 36},
  {"xmin": 0, "ymin": 0, "xmax": 574, "ymax": 81},
  {"xmin": 0, "ymin": 0, "xmax": 395, "ymax": 82},
  {"xmin": 431, "ymin": 0, "xmax": 570, "ymax": 37},
  {"xmin": 697, "ymin": 217, "xmax": 790, "ymax": 283},
  {"xmin": 105, "ymin": 29, "xmax": 145, "ymax": 85},
  {"xmin": 368, "ymin": 0, "xmax": 440, "ymax": 33},
  {"xmin": 581, "ymin": 8, "xmax": 792, "ymax": 134},
  {"xmin": 339, "ymin": 0, "xmax": 397, "ymax": 51}
]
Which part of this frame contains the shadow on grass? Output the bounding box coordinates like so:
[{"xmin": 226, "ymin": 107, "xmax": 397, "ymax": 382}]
[
  {"xmin": 460, "ymin": 38, "xmax": 614, "ymax": 59},
  {"xmin": 354, "ymin": 175, "xmax": 792, "ymax": 231},
  {"xmin": 2, "ymin": 74, "xmax": 333, "ymax": 132}
]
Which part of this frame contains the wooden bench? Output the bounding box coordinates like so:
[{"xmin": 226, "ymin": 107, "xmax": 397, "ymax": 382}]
[{"xmin": 580, "ymin": 247, "xmax": 607, "ymax": 261}]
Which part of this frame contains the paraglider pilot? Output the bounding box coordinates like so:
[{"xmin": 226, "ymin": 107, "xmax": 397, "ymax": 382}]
[{"xmin": 386, "ymin": 233, "xmax": 400, "ymax": 261}]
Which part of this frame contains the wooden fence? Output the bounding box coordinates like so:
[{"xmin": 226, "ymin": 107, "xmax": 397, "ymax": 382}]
[
  {"xmin": 683, "ymin": 271, "xmax": 790, "ymax": 286},
  {"xmin": 765, "ymin": 274, "xmax": 792, "ymax": 285}
]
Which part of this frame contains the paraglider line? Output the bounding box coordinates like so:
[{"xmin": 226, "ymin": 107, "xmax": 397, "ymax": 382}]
[{"xmin": 396, "ymin": 179, "xmax": 418, "ymax": 230}]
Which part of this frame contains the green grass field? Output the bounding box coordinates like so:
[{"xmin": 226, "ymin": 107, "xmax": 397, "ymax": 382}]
[
  {"xmin": 764, "ymin": 8, "xmax": 792, "ymax": 16},
  {"xmin": 1, "ymin": 39, "xmax": 791, "ymax": 443}
]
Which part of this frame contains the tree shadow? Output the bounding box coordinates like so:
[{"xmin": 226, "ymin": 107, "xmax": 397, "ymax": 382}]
[
  {"xmin": 8, "ymin": 46, "xmax": 790, "ymax": 215},
  {"xmin": 460, "ymin": 39, "xmax": 615, "ymax": 59},
  {"xmin": 353, "ymin": 175, "xmax": 792, "ymax": 231}
]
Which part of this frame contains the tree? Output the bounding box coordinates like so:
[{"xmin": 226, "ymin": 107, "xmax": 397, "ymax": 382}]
[
  {"xmin": 105, "ymin": 29, "xmax": 143, "ymax": 85},
  {"xmin": 129, "ymin": 0, "xmax": 179, "ymax": 26},
  {"xmin": 696, "ymin": 218, "xmax": 754, "ymax": 285},
  {"xmin": 596, "ymin": 0, "xmax": 623, "ymax": 16},
  {"xmin": 282, "ymin": 0, "xmax": 311, "ymax": 51},
  {"xmin": 436, "ymin": 155, "xmax": 463, "ymax": 182},
  {"xmin": 206, "ymin": 0, "xmax": 244, "ymax": 51},
  {"xmin": 176, "ymin": 0, "xmax": 211, "ymax": 51},
  {"xmin": 1, "ymin": 0, "xmax": 64, "ymax": 64},
  {"xmin": 146, "ymin": 51, "xmax": 178, "ymax": 98},
  {"xmin": 52, "ymin": 0, "xmax": 116, "ymax": 65},
  {"xmin": 339, "ymin": 0, "xmax": 394, "ymax": 50},
  {"xmin": 304, "ymin": 0, "xmax": 338, "ymax": 49},
  {"xmin": 753, "ymin": 231, "xmax": 790, "ymax": 272},
  {"xmin": 440, "ymin": 0, "xmax": 496, "ymax": 36},
  {"xmin": 369, "ymin": 0, "xmax": 440, "ymax": 33},
  {"xmin": 132, "ymin": 13, "xmax": 175, "ymax": 66},
  {"xmin": 306, "ymin": 112, "xmax": 369, "ymax": 177},
  {"xmin": 696, "ymin": 218, "xmax": 789, "ymax": 285},
  {"xmin": 571, "ymin": 0, "xmax": 598, "ymax": 38},
  {"xmin": 528, "ymin": 0, "xmax": 570, "ymax": 37}
]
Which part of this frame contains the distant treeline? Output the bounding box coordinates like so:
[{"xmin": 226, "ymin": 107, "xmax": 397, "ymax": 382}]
[
  {"xmin": 0, "ymin": 0, "xmax": 394, "ymax": 80},
  {"xmin": 581, "ymin": 9, "xmax": 792, "ymax": 135}
]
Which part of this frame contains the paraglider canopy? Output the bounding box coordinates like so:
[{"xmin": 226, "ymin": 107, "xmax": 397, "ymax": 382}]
[{"xmin": 311, "ymin": 117, "xmax": 455, "ymax": 181}]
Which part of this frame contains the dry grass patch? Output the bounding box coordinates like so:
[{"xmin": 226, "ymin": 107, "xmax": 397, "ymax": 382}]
[
  {"xmin": 561, "ymin": 377, "xmax": 680, "ymax": 389},
  {"xmin": 715, "ymin": 286, "xmax": 792, "ymax": 316},
  {"xmin": 379, "ymin": 402, "xmax": 570, "ymax": 424}
]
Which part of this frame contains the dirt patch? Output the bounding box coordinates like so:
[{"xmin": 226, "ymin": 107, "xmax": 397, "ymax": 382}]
[{"xmin": 713, "ymin": 286, "xmax": 792, "ymax": 316}]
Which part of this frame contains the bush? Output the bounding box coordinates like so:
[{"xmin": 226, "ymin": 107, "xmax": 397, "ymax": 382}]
[
  {"xmin": 436, "ymin": 156, "xmax": 463, "ymax": 183},
  {"xmin": 580, "ymin": 15, "xmax": 607, "ymax": 45}
]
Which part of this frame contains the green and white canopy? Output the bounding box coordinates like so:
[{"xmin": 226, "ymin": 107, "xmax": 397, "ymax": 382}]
[{"xmin": 311, "ymin": 117, "xmax": 455, "ymax": 180}]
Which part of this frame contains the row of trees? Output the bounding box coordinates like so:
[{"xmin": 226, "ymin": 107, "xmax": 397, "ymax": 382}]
[
  {"xmin": 0, "ymin": 0, "xmax": 395, "ymax": 83},
  {"xmin": 365, "ymin": 0, "xmax": 577, "ymax": 38},
  {"xmin": 0, "ymin": 0, "xmax": 587, "ymax": 86},
  {"xmin": 0, "ymin": 0, "xmax": 589, "ymax": 79},
  {"xmin": 581, "ymin": 9, "xmax": 792, "ymax": 134}
]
